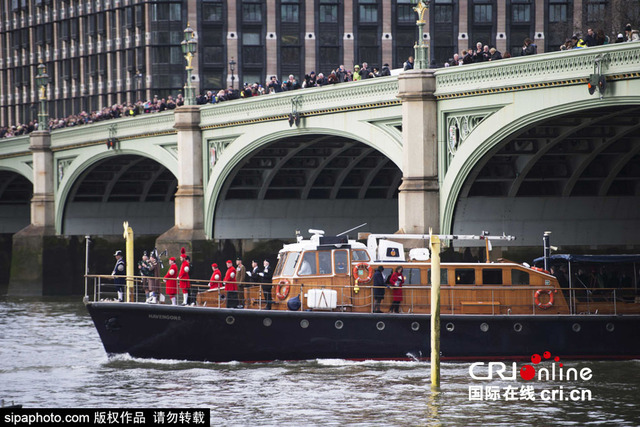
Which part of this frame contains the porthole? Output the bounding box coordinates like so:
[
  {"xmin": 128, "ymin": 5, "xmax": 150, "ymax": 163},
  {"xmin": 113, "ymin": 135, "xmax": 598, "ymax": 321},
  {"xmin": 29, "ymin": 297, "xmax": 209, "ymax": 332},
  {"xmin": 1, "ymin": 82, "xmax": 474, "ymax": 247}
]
[
  {"xmin": 606, "ymin": 323, "xmax": 614, "ymax": 332},
  {"xmin": 445, "ymin": 322, "xmax": 455, "ymax": 332},
  {"xmin": 376, "ymin": 321, "xmax": 385, "ymax": 331},
  {"xmin": 480, "ymin": 322, "xmax": 489, "ymax": 332},
  {"xmin": 513, "ymin": 323, "xmax": 523, "ymax": 332},
  {"xmin": 225, "ymin": 316, "xmax": 235, "ymax": 325},
  {"xmin": 263, "ymin": 318, "xmax": 272, "ymax": 327},
  {"xmin": 300, "ymin": 319, "xmax": 309, "ymax": 329},
  {"xmin": 335, "ymin": 320, "xmax": 344, "ymax": 330},
  {"xmin": 105, "ymin": 317, "xmax": 120, "ymax": 332},
  {"xmin": 411, "ymin": 322, "xmax": 420, "ymax": 331},
  {"xmin": 572, "ymin": 323, "xmax": 581, "ymax": 332}
]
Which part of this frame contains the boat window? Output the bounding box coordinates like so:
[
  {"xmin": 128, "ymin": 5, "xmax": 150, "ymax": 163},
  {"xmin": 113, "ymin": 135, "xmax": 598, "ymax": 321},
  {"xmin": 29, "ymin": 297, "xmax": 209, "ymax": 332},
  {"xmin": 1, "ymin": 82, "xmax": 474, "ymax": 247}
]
[
  {"xmin": 383, "ymin": 268, "xmax": 394, "ymax": 282},
  {"xmin": 282, "ymin": 252, "xmax": 300, "ymax": 276},
  {"xmin": 382, "ymin": 267, "xmax": 414, "ymax": 283},
  {"xmin": 428, "ymin": 269, "xmax": 448, "ymax": 285},
  {"xmin": 482, "ymin": 269, "xmax": 503, "ymax": 285},
  {"xmin": 274, "ymin": 253, "xmax": 286, "ymax": 276},
  {"xmin": 511, "ymin": 269, "xmax": 530, "ymax": 285},
  {"xmin": 352, "ymin": 249, "xmax": 370, "ymax": 262},
  {"xmin": 334, "ymin": 250, "xmax": 349, "ymax": 275},
  {"xmin": 455, "ymin": 269, "xmax": 475, "ymax": 285},
  {"xmin": 298, "ymin": 252, "xmax": 317, "ymax": 276},
  {"xmin": 318, "ymin": 251, "xmax": 332, "ymax": 275},
  {"xmin": 404, "ymin": 268, "xmax": 422, "ymax": 285}
]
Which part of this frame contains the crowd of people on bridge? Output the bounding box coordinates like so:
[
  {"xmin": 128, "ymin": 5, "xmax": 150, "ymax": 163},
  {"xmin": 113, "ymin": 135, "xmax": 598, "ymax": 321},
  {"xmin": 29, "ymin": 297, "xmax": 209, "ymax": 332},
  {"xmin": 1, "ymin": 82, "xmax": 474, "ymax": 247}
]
[
  {"xmin": 195, "ymin": 61, "xmax": 392, "ymax": 104},
  {"xmin": 443, "ymin": 23, "xmax": 638, "ymax": 67},
  {"xmin": 1, "ymin": 23, "xmax": 637, "ymax": 141},
  {"xmin": 0, "ymin": 94, "xmax": 186, "ymax": 139}
]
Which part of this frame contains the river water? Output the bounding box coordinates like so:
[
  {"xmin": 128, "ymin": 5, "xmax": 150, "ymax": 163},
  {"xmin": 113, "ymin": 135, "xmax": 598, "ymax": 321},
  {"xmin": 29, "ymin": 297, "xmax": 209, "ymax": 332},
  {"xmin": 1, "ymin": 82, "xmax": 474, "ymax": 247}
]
[{"xmin": 1, "ymin": 297, "xmax": 639, "ymax": 426}]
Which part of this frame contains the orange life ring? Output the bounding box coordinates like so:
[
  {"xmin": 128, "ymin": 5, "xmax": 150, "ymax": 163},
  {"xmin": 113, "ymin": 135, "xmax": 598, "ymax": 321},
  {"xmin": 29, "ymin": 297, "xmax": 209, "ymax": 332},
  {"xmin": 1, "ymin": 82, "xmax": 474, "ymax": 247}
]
[
  {"xmin": 531, "ymin": 266, "xmax": 550, "ymax": 274},
  {"xmin": 535, "ymin": 289, "xmax": 555, "ymax": 309},
  {"xmin": 276, "ymin": 279, "xmax": 290, "ymax": 300},
  {"xmin": 353, "ymin": 263, "xmax": 373, "ymax": 284}
]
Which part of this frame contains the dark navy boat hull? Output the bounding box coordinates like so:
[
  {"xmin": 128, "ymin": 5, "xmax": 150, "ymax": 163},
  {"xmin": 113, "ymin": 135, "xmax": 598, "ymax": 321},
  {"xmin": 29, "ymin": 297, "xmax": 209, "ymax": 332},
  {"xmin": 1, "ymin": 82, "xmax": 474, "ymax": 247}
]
[{"xmin": 86, "ymin": 302, "xmax": 640, "ymax": 362}]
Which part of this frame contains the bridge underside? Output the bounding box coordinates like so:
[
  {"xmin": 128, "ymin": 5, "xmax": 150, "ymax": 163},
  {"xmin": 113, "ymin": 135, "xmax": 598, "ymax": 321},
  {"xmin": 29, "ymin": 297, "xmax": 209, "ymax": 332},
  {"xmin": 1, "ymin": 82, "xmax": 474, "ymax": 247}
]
[
  {"xmin": 63, "ymin": 155, "xmax": 176, "ymax": 235},
  {"xmin": 0, "ymin": 171, "xmax": 31, "ymax": 233},
  {"xmin": 214, "ymin": 135, "xmax": 402, "ymax": 239},
  {"xmin": 453, "ymin": 105, "xmax": 640, "ymax": 247}
]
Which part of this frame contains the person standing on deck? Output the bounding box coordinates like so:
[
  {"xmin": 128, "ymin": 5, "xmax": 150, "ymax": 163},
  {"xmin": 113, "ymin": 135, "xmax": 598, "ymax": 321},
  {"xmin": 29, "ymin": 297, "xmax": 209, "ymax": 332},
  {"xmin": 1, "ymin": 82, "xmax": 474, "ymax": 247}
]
[
  {"xmin": 259, "ymin": 260, "xmax": 274, "ymax": 310},
  {"xmin": 112, "ymin": 250, "xmax": 126, "ymax": 302},
  {"xmin": 178, "ymin": 247, "xmax": 191, "ymax": 306},
  {"xmin": 372, "ymin": 265, "xmax": 387, "ymax": 313},
  {"xmin": 235, "ymin": 257, "xmax": 247, "ymax": 308},
  {"xmin": 164, "ymin": 257, "xmax": 178, "ymax": 305},
  {"xmin": 246, "ymin": 260, "xmax": 260, "ymax": 282},
  {"xmin": 209, "ymin": 263, "xmax": 222, "ymax": 289},
  {"xmin": 224, "ymin": 260, "xmax": 238, "ymax": 308},
  {"xmin": 147, "ymin": 252, "xmax": 160, "ymax": 303},
  {"xmin": 138, "ymin": 251, "xmax": 152, "ymax": 301},
  {"xmin": 389, "ymin": 266, "xmax": 405, "ymax": 313},
  {"xmin": 246, "ymin": 259, "xmax": 261, "ymax": 306}
]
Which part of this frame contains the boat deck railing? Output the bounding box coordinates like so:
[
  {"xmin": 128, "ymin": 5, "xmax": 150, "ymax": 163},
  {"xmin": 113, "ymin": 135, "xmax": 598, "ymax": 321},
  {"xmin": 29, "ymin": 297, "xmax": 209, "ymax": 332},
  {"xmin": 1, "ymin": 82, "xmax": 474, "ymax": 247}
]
[{"xmin": 84, "ymin": 274, "xmax": 639, "ymax": 316}]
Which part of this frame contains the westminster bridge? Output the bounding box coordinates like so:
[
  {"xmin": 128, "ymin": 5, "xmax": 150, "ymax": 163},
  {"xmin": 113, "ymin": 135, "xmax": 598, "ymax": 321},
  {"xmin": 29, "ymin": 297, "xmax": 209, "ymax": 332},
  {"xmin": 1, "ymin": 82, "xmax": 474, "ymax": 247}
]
[{"xmin": 1, "ymin": 43, "xmax": 639, "ymax": 294}]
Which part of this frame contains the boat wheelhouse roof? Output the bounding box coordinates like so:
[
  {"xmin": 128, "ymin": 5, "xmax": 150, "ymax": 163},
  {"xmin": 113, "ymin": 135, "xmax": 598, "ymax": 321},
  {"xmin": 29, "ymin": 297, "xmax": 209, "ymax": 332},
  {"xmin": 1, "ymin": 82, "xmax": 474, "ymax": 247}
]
[{"xmin": 279, "ymin": 232, "xmax": 368, "ymax": 255}]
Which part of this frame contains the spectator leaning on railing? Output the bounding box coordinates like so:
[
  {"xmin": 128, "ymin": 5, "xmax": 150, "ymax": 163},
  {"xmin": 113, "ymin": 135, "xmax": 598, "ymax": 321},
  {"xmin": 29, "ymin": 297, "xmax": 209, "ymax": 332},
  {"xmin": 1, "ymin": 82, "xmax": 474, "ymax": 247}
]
[{"xmin": 3, "ymin": 52, "xmax": 533, "ymax": 140}]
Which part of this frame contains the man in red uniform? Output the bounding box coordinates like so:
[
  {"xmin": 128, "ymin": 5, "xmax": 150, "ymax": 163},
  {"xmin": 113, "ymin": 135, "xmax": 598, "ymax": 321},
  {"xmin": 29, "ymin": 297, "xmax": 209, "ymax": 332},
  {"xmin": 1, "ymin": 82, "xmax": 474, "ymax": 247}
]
[
  {"xmin": 223, "ymin": 259, "xmax": 238, "ymax": 308},
  {"xmin": 164, "ymin": 257, "xmax": 178, "ymax": 305},
  {"xmin": 209, "ymin": 263, "xmax": 222, "ymax": 289},
  {"xmin": 178, "ymin": 247, "xmax": 190, "ymax": 306}
]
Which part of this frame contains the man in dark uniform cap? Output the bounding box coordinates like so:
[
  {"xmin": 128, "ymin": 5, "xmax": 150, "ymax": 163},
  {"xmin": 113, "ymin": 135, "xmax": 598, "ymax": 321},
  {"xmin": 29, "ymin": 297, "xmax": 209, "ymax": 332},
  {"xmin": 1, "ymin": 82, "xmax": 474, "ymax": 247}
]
[
  {"xmin": 235, "ymin": 257, "xmax": 247, "ymax": 308},
  {"xmin": 112, "ymin": 250, "xmax": 126, "ymax": 301}
]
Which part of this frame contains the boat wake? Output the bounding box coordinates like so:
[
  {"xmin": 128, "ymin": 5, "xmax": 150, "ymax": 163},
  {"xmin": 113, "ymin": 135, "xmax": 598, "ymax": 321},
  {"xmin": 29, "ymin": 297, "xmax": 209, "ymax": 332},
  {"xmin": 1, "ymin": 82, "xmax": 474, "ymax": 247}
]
[
  {"xmin": 103, "ymin": 353, "xmax": 243, "ymax": 370},
  {"xmin": 313, "ymin": 358, "xmax": 425, "ymax": 368}
]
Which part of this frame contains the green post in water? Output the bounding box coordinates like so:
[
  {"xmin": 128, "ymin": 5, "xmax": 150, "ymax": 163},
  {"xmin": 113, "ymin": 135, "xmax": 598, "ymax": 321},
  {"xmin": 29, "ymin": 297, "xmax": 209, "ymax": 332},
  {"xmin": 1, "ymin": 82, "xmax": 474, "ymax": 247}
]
[
  {"xmin": 123, "ymin": 222, "xmax": 134, "ymax": 302},
  {"xmin": 430, "ymin": 230, "xmax": 441, "ymax": 390}
]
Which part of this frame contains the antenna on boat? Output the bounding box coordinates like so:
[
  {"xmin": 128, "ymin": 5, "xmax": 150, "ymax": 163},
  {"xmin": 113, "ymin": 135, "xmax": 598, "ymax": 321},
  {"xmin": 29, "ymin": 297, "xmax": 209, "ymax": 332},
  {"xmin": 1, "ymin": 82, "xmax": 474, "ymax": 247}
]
[
  {"xmin": 482, "ymin": 231, "xmax": 492, "ymax": 263},
  {"xmin": 543, "ymin": 231, "xmax": 552, "ymax": 271},
  {"xmin": 337, "ymin": 223, "xmax": 367, "ymax": 237}
]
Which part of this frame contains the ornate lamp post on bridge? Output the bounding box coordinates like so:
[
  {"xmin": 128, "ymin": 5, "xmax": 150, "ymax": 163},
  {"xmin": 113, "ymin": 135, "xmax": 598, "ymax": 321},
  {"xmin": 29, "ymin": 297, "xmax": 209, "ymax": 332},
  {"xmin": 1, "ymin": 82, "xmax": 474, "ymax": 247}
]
[
  {"xmin": 181, "ymin": 23, "xmax": 198, "ymax": 105},
  {"xmin": 411, "ymin": 0, "xmax": 430, "ymax": 69},
  {"xmin": 35, "ymin": 61, "xmax": 51, "ymax": 130},
  {"xmin": 229, "ymin": 58, "xmax": 236, "ymax": 90},
  {"xmin": 134, "ymin": 69, "xmax": 144, "ymax": 102}
]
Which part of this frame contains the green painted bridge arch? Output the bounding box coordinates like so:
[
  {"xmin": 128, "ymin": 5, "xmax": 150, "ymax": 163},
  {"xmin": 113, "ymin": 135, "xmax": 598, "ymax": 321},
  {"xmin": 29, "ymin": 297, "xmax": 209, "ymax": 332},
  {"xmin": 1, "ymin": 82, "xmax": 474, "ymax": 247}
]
[
  {"xmin": 199, "ymin": 80, "xmax": 403, "ymax": 238},
  {"xmin": 51, "ymin": 113, "xmax": 179, "ymax": 235},
  {"xmin": 437, "ymin": 43, "xmax": 640, "ymax": 247}
]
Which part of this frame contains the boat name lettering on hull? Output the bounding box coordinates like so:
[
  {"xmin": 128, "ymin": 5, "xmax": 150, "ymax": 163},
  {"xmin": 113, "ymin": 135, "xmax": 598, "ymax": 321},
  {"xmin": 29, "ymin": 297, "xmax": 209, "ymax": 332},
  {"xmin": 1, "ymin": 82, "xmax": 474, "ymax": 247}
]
[{"xmin": 148, "ymin": 314, "xmax": 182, "ymax": 321}]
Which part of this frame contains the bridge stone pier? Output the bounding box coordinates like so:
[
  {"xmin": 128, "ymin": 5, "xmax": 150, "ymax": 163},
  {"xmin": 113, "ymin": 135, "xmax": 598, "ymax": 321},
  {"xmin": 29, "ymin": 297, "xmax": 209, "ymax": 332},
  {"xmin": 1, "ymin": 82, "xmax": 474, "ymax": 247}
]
[
  {"xmin": 1, "ymin": 43, "xmax": 639, "ymax": 295},
  {"xmin": 155, "ymin": 106, "xmax": 209, "ymax": 269},
  {"xmin": 8, "ymin": 129, "xmax": 61, "ymax": 295},
  {"xmin": 397, "ymin": 69, "xmax": 439, "ymax": 234}
]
